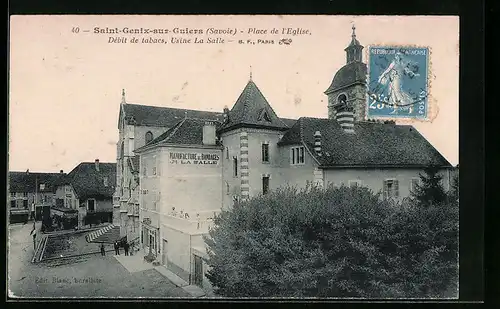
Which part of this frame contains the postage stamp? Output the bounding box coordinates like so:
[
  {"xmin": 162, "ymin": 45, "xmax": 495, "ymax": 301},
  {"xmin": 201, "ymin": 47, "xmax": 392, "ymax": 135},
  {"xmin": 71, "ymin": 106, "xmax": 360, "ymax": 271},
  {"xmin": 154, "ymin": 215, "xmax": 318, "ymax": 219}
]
[{"xmin": 366, "ymin": 45, "xmax": 431, "ymax": 121}]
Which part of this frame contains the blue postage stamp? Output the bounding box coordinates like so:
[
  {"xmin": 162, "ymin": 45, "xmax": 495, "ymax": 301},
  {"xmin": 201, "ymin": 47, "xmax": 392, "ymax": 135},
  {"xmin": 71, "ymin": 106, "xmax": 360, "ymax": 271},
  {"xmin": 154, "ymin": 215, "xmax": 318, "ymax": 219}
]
[{"xmin": 366, "ymin": 46, "xmax": 430, "ymax": 120}]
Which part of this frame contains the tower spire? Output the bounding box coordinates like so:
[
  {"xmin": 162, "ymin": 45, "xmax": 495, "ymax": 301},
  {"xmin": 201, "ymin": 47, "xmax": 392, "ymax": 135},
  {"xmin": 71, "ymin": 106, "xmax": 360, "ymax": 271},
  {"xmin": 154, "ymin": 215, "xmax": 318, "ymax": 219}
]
[
  {"xmin": 249, "ymin": 65, "xmax": 253, "ymax": 81},
  {"xmin": 345, "ymin": 24, "xmax": 363, "ymax": 63},
  {"xmin": 121, "ymin": 89, "xmax": 126, "ymax": 104}
]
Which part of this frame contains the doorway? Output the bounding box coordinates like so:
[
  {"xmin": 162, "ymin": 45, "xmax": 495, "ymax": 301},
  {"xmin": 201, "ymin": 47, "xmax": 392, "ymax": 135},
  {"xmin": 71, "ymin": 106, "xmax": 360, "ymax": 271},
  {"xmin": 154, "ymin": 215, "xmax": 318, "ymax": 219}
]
[{"xmin": 162, "ymin": 239, "xmax": 168, "ymax": 265}]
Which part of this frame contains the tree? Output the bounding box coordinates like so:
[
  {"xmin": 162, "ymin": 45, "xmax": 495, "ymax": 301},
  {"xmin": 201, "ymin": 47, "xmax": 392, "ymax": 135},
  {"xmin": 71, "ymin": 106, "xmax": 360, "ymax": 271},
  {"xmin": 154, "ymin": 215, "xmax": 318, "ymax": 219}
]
[
  {"xmin": 410, "ymin": 166, "xmax": 448, "ymax": 206},
  {"xmin": 203, "ymin": 185, "xmax": 458, "ymax": 298},
  {"xmin": 449, "ymin": 172, "xmax": 459, "ymax": 203}
]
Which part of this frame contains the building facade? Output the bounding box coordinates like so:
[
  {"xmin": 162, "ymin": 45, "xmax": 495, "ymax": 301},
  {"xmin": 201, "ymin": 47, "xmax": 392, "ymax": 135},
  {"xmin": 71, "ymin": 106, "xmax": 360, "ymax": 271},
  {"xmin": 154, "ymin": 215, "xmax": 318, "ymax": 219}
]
[
  {"xmin": 8, "ymin": 170, "xmax": 65, "ymax": 223},
  {"xmin": 115, "ymin": 27, "xmax": 453, "ymax": 292},
  {"xmin": 113, "ymin": 94, "xmax": 225, "ymax": 243},
  {"xmin": 54, "ymin": 160, "xmax": 116, "ymax": 228}
]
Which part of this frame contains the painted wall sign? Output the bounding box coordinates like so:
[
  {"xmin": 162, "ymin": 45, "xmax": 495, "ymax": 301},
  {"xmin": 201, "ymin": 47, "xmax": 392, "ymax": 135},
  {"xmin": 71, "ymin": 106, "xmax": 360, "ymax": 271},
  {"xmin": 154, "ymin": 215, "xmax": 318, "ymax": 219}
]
[{"xmin": 168, "ymin": 152, "xmax": 220, "ymax": 165}]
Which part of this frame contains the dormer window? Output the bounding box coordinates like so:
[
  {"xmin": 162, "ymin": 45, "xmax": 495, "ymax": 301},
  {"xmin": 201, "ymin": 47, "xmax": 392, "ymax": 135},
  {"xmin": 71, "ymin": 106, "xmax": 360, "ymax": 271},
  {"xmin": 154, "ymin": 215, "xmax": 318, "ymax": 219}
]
[
  {"xmin": 103, "ymin": 177, "xmax": 108, "ymax": 187},
  {"xmin": 145, "ymin": 131, "xmax": 154, "ymax": 144}
]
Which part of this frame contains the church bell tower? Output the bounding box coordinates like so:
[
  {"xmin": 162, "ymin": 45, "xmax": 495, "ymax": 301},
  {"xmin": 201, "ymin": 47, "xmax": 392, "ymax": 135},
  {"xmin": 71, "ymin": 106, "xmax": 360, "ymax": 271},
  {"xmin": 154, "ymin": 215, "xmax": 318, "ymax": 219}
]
[{"xmin": 324, "ymin": 25, "xmax": 368, "ymax": 122}]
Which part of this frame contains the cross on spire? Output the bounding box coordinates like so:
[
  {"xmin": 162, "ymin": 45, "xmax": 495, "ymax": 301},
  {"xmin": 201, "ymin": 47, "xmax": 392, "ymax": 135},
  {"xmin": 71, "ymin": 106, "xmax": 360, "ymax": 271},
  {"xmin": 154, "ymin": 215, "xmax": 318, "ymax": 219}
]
[
  {"xmin": 351, "ymin": 24, "xmax": 356, "ymax": 39},
  {"xmin": 249, "ymin": 65, "xmax": 253, "ymax": 81},
  {"xmin": 121, "ymin": 89, "xmax": 126, "ymax": 104}
]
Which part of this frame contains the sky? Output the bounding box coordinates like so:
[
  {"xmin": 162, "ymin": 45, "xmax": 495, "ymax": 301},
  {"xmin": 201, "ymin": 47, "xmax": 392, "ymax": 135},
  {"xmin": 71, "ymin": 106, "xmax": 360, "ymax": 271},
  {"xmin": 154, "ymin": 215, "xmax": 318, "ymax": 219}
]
[{"xmin": 9, "ymin": 15, "xmax": 459, "ymax": 173}]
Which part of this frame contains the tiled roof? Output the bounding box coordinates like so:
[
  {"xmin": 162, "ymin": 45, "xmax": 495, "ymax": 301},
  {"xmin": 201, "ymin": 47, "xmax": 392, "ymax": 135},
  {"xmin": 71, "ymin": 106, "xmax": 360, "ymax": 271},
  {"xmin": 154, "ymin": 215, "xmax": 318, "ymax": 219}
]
[
  {"xmin": 128, "ymin": 155, "xmax": 140, "ymax": 173},
  {"xmin": 8, "ymin": 172, "xmax": 66, "ymax": 193},
  {"xmin": 280, "ymin": 118, "xmax": 298, "ymax": 128},
  {"xmin": 219, "ymin": 80, "xmax": 290, "ymax": 133},
  {"xmin": 63, "ymin": 162, "xmax": 117, "ymax": 200},
  {"xmin": 279, "ymin": 117, "xmax": 452, "ymax": 168},
  {"xmin": 324, "ymin": 61, "xmax": 367, "ymax": 94},
  {"xmin": 136, "ymin": 118, "xmax": 222, "ymax": 151},
  {"xmin": 120, "ymin": 103, "xmax": 224, "ymax": 128}
]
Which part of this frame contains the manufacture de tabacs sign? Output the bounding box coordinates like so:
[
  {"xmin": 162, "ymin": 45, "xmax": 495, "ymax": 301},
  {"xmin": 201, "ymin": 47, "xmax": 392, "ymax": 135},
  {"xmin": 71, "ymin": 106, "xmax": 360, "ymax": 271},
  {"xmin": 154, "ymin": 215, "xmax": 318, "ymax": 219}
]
[{"xmin": 168, "ymin": 152, "xmax": 220, "ymax": 165}]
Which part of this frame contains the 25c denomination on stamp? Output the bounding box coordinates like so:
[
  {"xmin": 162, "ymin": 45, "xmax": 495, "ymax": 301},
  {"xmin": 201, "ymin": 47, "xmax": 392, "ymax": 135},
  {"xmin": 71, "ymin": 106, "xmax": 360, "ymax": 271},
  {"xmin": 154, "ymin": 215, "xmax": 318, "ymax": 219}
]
[{"xmin": 366, "ymin": 45, "xmax": 431, "ymax": 121}]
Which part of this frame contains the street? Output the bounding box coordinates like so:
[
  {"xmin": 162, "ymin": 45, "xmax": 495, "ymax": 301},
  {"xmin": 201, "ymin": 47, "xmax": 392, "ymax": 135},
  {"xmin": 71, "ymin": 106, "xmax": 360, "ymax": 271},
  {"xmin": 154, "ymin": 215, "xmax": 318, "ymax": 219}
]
[{"xmin": 8, "ymin": 223, "xmax": 190, "ymax": 298}]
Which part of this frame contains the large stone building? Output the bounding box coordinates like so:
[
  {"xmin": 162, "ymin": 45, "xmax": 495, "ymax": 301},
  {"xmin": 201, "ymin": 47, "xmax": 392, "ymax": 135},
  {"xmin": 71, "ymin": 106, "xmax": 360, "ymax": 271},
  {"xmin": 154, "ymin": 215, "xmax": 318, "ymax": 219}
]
[{"xmin": 113, "ymin": 27, "xmax": 453, "ymax": 292}]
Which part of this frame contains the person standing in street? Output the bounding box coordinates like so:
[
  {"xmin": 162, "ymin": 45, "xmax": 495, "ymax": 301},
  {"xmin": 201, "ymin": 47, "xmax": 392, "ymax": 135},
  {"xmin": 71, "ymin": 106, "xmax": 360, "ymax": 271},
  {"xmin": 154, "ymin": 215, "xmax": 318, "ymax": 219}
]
[
  {"xmin": 114, "ymin": 241, "xmax": 120, "ymax": 255},
  {"xmin": 124, "ymin": 242, "xmax": 129, "ymax": 256},
  {"xmin": 100, "ymin": 243, "xmax": 105, "ymax": 256}
]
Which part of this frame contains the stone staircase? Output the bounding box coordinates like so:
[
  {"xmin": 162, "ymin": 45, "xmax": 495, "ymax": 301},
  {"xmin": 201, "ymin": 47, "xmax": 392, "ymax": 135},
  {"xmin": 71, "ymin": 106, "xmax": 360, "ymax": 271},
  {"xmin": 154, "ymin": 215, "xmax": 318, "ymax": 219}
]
[{"xmin": 85, "ymin": 224, "xmax": 121, "ymax": 244}]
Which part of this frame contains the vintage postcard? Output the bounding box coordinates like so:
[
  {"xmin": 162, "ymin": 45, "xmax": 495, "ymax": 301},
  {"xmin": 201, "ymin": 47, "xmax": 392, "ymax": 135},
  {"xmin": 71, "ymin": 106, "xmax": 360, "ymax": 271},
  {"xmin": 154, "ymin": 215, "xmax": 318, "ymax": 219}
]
[{"xmin": 8, "ymin": 15, "xmax": 459, "ymax": 299}]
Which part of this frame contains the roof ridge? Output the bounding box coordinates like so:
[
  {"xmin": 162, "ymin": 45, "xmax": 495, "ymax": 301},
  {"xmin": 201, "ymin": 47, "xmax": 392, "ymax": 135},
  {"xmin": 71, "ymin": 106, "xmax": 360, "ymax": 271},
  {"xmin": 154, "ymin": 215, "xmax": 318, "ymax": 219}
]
[{"xmin": 124, "ymin": 102, "xmax": 218, "ymax": 112}]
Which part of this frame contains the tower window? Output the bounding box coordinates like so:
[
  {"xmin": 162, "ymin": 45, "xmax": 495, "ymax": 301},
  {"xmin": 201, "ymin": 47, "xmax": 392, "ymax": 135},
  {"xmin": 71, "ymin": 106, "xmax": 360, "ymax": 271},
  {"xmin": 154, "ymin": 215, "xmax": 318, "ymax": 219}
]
[
  {"xmin": 337, "ymin": 94, "xmax": 347, "ymax": 106},
  {"xmin": 262, "ymin": 176, "xmax": 270, "ymax": 195},
  {"xmin": 145, "ymin": 131, "xmax": 154, "ymax": 144},
  {"xmin": 261, "ymin": 143, "xmax": 269, "ymax": 163}
]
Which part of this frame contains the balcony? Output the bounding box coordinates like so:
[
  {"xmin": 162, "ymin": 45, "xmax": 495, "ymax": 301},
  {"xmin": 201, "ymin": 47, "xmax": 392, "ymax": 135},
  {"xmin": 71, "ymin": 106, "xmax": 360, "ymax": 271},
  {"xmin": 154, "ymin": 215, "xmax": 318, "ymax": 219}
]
[
  {"xmin": 127, "ymin": 203, "xmax": 140, "ymax": 217},
  {"xmin": 161, "ymin": 209, "xmax": 221, "ymax": 235}
]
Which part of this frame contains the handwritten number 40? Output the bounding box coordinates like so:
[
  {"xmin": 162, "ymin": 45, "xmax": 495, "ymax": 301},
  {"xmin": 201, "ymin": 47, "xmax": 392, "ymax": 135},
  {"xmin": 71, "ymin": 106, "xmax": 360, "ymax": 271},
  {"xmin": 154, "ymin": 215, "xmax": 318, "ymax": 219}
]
[{"xmin": 72, "ymin": 27, "xmax": 80, "ymax": 33}]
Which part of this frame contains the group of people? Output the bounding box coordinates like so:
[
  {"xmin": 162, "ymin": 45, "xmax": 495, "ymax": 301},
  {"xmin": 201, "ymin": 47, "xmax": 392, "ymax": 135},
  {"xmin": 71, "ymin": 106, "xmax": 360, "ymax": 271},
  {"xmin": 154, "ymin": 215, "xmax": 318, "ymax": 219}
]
[{"xmin": 100, "ymin": 240, "xmax": 133, "ymax": 256}]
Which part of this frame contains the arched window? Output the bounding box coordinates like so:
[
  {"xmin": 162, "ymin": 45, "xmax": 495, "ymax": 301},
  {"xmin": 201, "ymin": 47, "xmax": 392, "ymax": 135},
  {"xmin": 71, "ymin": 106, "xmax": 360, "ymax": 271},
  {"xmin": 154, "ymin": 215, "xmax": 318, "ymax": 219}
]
[
  {"xmin": 120, "ymin": 141, "xmax": 125, "ymax": 158},
  {"xmin": 145, "ymin": 131, "xmax": 153, "ymax": 143}
]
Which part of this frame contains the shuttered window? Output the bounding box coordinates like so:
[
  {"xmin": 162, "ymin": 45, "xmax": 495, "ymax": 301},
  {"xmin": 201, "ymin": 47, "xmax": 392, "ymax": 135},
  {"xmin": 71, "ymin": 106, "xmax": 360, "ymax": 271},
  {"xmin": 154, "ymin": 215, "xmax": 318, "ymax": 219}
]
[{"xmin": 383, "ymin": 179, "xmax": 399, "ymax": 199}]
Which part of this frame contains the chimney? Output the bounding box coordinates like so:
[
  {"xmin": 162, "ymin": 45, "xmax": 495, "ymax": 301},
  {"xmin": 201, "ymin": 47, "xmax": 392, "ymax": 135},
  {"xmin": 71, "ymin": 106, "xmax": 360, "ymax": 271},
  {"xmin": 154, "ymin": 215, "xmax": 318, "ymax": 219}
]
[
  {"xmin": 336, "ymin": 110, "xmax": 355, "ymax": 134},
  {"xmin": 60, "ymin": 170, "xmax": 64, "ymax": 174},
  {"xmin": 95, "ymin": 159, "xmax": 100, "ymax": 171},
  {"xmin": 314, "ymin": 131, "xmax": 322, "ymax": 156},
  {"xmin": 203, "ymin": 121, "xmax": 217, "ymax": 145},
  {"xmin": 223, "ymin": 106, "xmax": 230, "ymax": 123}
]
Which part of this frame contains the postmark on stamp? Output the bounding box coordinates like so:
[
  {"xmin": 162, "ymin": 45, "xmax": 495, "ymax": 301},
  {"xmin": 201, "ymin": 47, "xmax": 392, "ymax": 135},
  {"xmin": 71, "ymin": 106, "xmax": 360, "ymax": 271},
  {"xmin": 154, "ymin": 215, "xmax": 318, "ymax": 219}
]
[{"xmin": 366, "ymin": 45, "xmax": 431, "ymax": 121}]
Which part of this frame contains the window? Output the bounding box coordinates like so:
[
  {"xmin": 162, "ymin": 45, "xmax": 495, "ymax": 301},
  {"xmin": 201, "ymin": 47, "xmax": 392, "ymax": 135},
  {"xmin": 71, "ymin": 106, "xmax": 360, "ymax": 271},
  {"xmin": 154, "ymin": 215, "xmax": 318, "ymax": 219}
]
[
  {"xmin": 226, "ymin": 182, "xmax": 230, "ymax": 195},
  {"xmin": 120, "ymin": 141, "xmax": 125, "ymax": 158},
  {"xmin": 11, "ymin": 200, "xmax": 16, "ymax": 208},
  {"xmin": 22, "ymin": 192, "xmax": 28, "ymax": 197},
  {"xmin": 23, "ymin": 200, "xmax": 28, "ymax": 208},
  {"xmin": 226, "ymin": 147, "xmax": 229, "ymax": 160},
  {"xmin": 39, "ymin": 184, "xmax": 45, "ymax": 191},
  {"xmin": 233, "ymin": 156, "xmax": 238, "ymax": 177},
  {"xmin": 383, "ymin": 179, "xmax": 400, "ymax": 199},
  {"xmin": 262, "ymin": 176, "xmax": 270, "ymax": 195},
  {"xmin": 348, "ymin": 180, "xmax": 363, "ymax": 187},
  {"xmin": 145, "ymin": 131, "xmax": 154, "ymax": 144},
  {"xmin": 290, "ymin": 146, "xmax": 305, "ymax": 165},
  {"xmin": 103, "ymin": 177, "xmax": 108, "ymax": 187},
  {"xmin": 262, "ymin": 143, "xmax": 270, "ymax": 163},
  {"xmin": 410, "ymin": 178, "xmax": 421, "ymax": 192},
  {"xmin": 258, "ymin": 110, "xmax": 271, "ymax": 122},
  {"xmin": 88, "ymin": 199, "xmax": 96, "ymax": 212},
  {"xmin": 152, "ymin": 156, "xmax": 157, "ymax": 176},
  {"xmin": 10, "ymin": 192, "xmax": 16, "ymax": 197}
]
